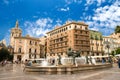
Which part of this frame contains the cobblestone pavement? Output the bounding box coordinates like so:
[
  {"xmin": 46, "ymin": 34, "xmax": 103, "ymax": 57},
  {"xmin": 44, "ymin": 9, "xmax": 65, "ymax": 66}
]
[{"xmin": 0, "ymin": 64, "xmax": 120, "ymax": 80}]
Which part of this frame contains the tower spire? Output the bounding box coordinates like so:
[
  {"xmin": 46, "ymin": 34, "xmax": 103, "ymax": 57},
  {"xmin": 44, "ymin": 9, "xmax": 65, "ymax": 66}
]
[{"xmin": 15, "ymin": 20, "xmax": 19, "ymax": 28}]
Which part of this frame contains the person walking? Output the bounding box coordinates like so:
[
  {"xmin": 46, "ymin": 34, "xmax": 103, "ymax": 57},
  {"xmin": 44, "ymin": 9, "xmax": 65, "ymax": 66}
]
[
  {"xmin": 117, "ymin": 57, "xmax": 120, "ymax": 68},
  {"xmin": 23, "ymin": 59, "xmax": 28, "ymax": 71}
]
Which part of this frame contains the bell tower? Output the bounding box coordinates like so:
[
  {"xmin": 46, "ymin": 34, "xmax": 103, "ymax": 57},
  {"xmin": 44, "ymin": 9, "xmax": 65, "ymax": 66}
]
[{"xmin": 10, "ymin": 20, "xmax": 22, "ymax": 47}]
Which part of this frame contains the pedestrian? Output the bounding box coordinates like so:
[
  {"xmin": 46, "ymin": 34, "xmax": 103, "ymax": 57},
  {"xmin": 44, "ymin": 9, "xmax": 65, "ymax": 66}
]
[
  {"xmin": 24, "ymin": 59, "xmax": 28, "ymax": 66},
  {"xmin": 102, "ymin": 58, "xmax": 106, "ymax": 64},
  {"xmin": 23, "ymin": 59, "xmax": 28, "ymax": 71},
  {"xmin": 117, "ymin": 57, "xmax": 120, "ymax": 68}
]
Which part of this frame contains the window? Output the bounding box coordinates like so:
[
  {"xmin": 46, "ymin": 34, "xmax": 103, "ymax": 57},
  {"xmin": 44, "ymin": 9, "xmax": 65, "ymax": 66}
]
[
  {"xmin": 19, "ymin": 40, "xmax": 22, "ymax": 43},
  {"xmin": 97, "ymin": 46, "xmax": 98, "ymax": 51},
  {"xmin": 69, "ymin": 26, "xmax": 71, "ymax": 28},
  {"xmin": 35, "ymin": 49, "xmax": 37, "ymax": 53},
  {"xmin": 30, "ymin": 41, "xmax": 32, "ymax": 45},
  {"xmin": 85, "ymin": 27, "xmax": 88, "ymax": 30},
  {"xmin": 101, "ymin": 48, "xmax": 102, "ymax": 51},
  {"xmin": 75, "ymin": 30, "xmax": 77, "ymax": 32},
  {"xmin": 75, "ymin": 35, "xmax": 77, "ymax": 38},
  {"xmin": 62, "ymin": 29, "xmax": 63, "ymax": 32},
  {"xmin": 81, "ymin": 41, "xmax": 83, "ymax": 44},
  {"xmin": 76, "ymin": 41, "xmax": 78, "ymax": 44},
  {"xmin": 29, "ymin": 48, "xmax": 31, "ymax": 53},
  {"xmin": 64, "ymin": 28, "xmax": 65, "ymax": 31},
  {"xmin": 18, "ymin": 48, "xmax": 21, "ymax": 53},
  {"xmin": 60, "ymin": 38, "xmax": 63, "ymax": 41},
  {"xmin": 92, "ymin": 47, "xmax": 93, "ymax": 51},
  {"xmin": 75, "ymin": 25, "xmax": 77, "ymax": 29},
  {"xmin": 65, "ymin": 42, "xmax": 67, "ymax": 45},
  {"xmin": 97, "ymin": 53, "xmax": 99, "ymax": 56},
  {"xmin": 35, "ymin": 42, "xmax": 37, "ymax": 45},
  {"xmin": 19, "ymin": 33, "xmax": 21, "ymax": 37},
  {"xmin": 66, "ymin": 27, "xmax": 68, "ymax": 30},
  {"xmin": 80, "ymin": 31, "xmax": 82, "ymax": 33}
]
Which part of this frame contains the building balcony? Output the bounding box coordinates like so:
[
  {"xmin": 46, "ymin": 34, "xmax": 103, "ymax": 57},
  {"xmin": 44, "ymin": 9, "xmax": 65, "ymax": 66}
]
[
  {"xmin": 74, "ymin": 33, "xmax": 89, "ymax": 36},
  {"xmin": 90, "ymin": 43, "xmax": 94, "ymax": 45},
  {"xmin": 50, "ymin": 35, "xmax": 68, "ymax": 40},
  {"xmin": 74, "ymin": 38, "xmax": 90, "ymax": 42},
  {"xmin": 52, "ymin": 45, "xmax": 68, "ymax": 49},
  {"xmin": 50, "ymin": 40, "xmax": 68, "ymax": 45},
  {"xmin": 91, "ymin": 50, "xmax": 104, "ymax": 53},
  {"xmin": 14, "ymin": 52, "xmax": 24, "ymax": 54},
  {"xmin": 74, "ymin": 44, "xmax": 90, "ymax": 47}
]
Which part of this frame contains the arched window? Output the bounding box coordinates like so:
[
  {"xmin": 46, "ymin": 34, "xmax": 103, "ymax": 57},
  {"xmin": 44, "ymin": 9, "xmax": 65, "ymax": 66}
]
[
  {"xmin": 30, "ymin": 41, "xmax": 32, "ymax": 45},
  {"xmin": 35, "ymin": 42, "xmax": 37, "ymax": 45},
  {"xmin": 75, "ymin": 25, "xmax": 77, "ymax": 29}
]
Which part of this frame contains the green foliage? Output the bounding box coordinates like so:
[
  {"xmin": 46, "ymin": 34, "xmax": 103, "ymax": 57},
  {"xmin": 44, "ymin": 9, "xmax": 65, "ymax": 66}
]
[
  {"xmin": 111, "ymin": 48, "xmax": 120, "ymax": 56},
  {"xmin": 116, "ymin": 48, "xmax": 120, "ymax": 55},
  {"xmin": 90, "ymin": 34, "xmax": 94, "ymax": 39},
  {"xmin": 100, "ymin": 35, "xmax": 103, "ymax": 40},
  {"xmin": 95, "ymin": 35, "xmax": 98, "ymax": 40},
  {"xmin": 0, "ymin": 48, "xmax": 13, "ymax": 62},
  {"xmin": 110, "ymin": 51, "xmax": 115, "ymax": 56},
  {"xmin": 90, "ymin": 30, "xmax": 103, "ymax": 40},
  {"xmin": 115, "ymin": 25, "xmax": 120, "ymax": 33}
]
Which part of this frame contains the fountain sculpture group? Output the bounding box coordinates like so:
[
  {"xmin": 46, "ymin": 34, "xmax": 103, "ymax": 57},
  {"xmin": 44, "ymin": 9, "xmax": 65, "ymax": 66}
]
[{"xmin": 25, "ymin": 48, "xmax": 112, "ymax": 74}]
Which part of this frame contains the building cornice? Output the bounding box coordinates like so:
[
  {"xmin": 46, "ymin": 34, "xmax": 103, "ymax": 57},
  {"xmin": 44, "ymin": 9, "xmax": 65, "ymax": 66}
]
[{"xmin": 47, "ymin": 21, "xmax": 88, "ymax": 34}]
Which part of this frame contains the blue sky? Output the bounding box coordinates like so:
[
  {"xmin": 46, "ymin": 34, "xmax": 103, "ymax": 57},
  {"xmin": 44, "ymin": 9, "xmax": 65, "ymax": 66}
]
[{"xmin": 0, "ymin": 0, "xmax": 120, "ymax": 44}]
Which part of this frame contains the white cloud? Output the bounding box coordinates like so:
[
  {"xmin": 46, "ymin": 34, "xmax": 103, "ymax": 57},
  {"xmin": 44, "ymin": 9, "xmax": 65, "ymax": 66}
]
[
  {"xmin": 3, "ymin": 0, "xmax": 9, "ymax": 5},
  {"xmin": 97, "ymin": 0, "xmax": 105, "ymax": 6},
  {"xmin": 23, "ymin": 18, "xmax": 53, "ymax": 37},
  {"xmin": 33, "ymin": 16, "xmax": 38, "ymax": 18},
  {"xmin": 90, "ymin": 27, "xmax": 99, "ymax": 31},
  {"xmin": 55, "ymin": 19, "xmax": 62, "ymax": 27},
  {"xmin": 93, "ymin": 1, "xmax": 120, "ymax": 26},
  {"xmin": 85, "ymin": 0, "xmax": 94, "ymax": 6},
  {"xmin": 87, "ymin": 0, "xmax": 120, "ymax": 35},
  {"xmin": 85, "ymin": 0, "xmax": 106, "ymax": 6},
  {"xmin": 65, "ymin": 0, "xmax": 82, "ymax": 5},
  {"xmin": 59, "ymin": 7, "xmax": 70, "ymax": 11}
]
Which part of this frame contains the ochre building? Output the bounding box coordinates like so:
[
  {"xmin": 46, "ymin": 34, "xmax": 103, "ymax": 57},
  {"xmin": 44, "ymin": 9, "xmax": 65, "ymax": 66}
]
[{"xmin": 46, "ymin": 21, "xmax": 90, "ymax": 57}]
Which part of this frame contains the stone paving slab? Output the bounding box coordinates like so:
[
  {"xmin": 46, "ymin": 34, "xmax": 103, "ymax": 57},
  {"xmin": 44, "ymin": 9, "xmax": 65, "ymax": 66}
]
[{"xmin": 0, "ymin": 64, "xmax": 119, "ymax": 80}]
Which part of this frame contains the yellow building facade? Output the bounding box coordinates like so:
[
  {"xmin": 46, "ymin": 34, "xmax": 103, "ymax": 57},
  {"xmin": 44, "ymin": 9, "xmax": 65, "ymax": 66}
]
[{"xmin": 90, "ymin": 30, "xmax": 104, "ymax": 56}]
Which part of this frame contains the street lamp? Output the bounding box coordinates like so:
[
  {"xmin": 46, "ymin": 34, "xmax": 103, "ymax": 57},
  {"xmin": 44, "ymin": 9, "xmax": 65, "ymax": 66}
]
[{"xmin": 105, "ymin": 42, "xmax": 111, "ymax": 63}]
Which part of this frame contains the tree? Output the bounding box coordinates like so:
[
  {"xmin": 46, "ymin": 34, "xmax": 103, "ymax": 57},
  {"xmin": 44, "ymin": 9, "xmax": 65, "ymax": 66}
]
[
  {"xmin": 116, "ymin": 48, "xmax": 120, "ymax": 55},
  {"xmin": 0, "ymin": 48, "xmax": 13, "ymax": 62},
  {"xmin": 111, "ymin": 48, "xmax": 120, "ymax": 56},
  {"xmin": 115, "ymin": 25, "xmax": 120, "ymax": 33}
]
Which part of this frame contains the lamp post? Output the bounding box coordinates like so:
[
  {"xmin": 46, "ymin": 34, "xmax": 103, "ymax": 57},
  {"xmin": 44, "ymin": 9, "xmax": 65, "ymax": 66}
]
[{"xmin": 106, "ymin": 43, "xmax": 111, "ymax": 63}]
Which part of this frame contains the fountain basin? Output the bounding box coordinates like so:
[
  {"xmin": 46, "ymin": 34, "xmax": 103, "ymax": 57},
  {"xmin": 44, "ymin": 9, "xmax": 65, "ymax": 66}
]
[{"xmin": 24, "ymin": 63, "xmax": 112, "ymax": 74}]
